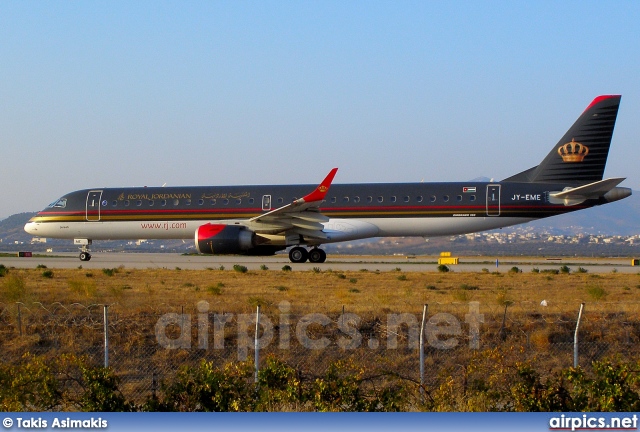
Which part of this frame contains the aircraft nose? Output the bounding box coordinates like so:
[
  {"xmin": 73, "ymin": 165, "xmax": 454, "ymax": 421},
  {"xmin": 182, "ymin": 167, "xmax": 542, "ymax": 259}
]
[{"xmin": 24, "ymin": 222, "xmax": 39, "ymax": 235}]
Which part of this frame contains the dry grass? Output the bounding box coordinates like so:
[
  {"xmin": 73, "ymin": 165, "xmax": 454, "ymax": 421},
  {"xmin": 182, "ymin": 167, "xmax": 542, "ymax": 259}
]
[{"xmin": 1, "ymin": 266, "xmax": 639, "ymax": 314}]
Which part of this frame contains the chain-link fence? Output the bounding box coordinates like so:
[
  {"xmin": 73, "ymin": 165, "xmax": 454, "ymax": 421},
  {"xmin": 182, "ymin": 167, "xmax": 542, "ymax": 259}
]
[{"xmin": 1, "ymin": 300, "xmax": 639, "ymax": 404}]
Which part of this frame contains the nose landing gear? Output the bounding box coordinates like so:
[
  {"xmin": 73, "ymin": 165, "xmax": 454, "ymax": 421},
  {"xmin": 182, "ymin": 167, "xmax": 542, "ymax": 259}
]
[{"xmin": 75, "ymin": 239, "xmax": 92, "ymax": 261}]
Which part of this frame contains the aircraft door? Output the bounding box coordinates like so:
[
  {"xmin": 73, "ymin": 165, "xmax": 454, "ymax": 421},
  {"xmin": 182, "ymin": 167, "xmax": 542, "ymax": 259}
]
[
  {"xmin": 86, "ymin": 190, "xmax": 103, "ymax": 221},
  {"xmin": 486, "ymin": 185, "xmax": 501, "ymax": 216}
]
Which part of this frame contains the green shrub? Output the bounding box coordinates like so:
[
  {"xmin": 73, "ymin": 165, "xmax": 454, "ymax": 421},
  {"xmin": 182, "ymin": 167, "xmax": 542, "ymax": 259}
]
[
  {"xmin": 281, "ymin": 265, "xmax": 292, "ymax": 272},
  {"xmin": 207, "ymin": 283, "xmax": 224, "ymax": 295},
  {"xmin": 541, "ymin": 269, "xmax": 559, "ymax": 275},
  {"xmin": 437, "ymin": 264, "xmax": 450, "ymax": 273},
  {"xmin": 233, "ymin": 264, "xmax": 248, "ymax": 273},
  {"xmin": 41, "ymin": 270, "xmax": 54, "ymax": 279},
  {"xmin": 1, "ymin": 275, "xmax": 29, "ymax": 302},
  {"xmin": 586, "ymin": 285, "xmax": 607, "ymax": 301}
]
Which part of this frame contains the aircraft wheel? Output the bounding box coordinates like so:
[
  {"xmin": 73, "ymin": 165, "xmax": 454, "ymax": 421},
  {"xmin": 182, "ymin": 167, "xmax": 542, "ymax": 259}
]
[
  {"xmin": 79, "ymin": 252, "xmax": 91, "ymax": 261},
  {"xmin": 289, "ymin": 246, "xmax": 309, "ymax": 263},
  {"xmin": 308, "ymin": 248, "xmax": 326, "ymax": 263}
]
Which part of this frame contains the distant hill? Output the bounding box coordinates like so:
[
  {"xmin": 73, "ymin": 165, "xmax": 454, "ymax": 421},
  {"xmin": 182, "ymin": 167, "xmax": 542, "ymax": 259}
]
[
  {"xmin": 524, "ymin": 190, "xmax": 640, "ymax": 235},
  {"xmin": 0, "ymin": 212, "xmax": 37, "ymax": 243}
]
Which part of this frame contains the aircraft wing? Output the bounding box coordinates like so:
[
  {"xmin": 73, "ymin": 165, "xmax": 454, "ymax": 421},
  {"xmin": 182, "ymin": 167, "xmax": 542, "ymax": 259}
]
[
  {"xmin": 548, "ymin": 177, "xmax": 626, "ymax": 205},
  {"xmin": 246, "ymin": 168, "xmax": 338, "ymax": 239}
]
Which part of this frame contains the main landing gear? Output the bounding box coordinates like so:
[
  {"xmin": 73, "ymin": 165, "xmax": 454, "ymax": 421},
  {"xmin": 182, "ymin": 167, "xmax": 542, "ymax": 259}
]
[{"xmin": 288, "ymin": 246, "xmax": 326, "ymax": 264}]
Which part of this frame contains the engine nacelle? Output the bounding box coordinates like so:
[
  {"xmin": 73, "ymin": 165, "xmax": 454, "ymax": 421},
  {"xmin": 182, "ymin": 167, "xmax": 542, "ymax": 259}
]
[{"xmin": 195, "ymin": 224, "xmax": 255, "ymax": 255}]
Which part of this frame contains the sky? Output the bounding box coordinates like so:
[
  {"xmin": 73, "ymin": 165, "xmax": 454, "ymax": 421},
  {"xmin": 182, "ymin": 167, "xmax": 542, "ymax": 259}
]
[{"xmin": 2, "ymin": 1, "xmax": 640, "ymax": 219}]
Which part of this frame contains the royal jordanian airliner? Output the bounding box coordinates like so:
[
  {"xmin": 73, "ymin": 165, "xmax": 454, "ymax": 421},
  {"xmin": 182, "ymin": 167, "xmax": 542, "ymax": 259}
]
[{"xmin": 25, "ymin": 95, "xmax": 631, "ymax": 263}]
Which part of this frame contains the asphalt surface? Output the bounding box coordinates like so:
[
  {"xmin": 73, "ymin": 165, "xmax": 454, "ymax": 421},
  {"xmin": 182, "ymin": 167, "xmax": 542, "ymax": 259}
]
[{"xmin": 1, "ymin": 252, "xmax": 637, "ymax": 273}]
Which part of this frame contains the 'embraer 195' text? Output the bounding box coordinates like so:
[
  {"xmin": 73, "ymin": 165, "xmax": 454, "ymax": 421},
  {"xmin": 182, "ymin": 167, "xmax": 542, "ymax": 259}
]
[{"xmin": 511, "ymin": 194, "xmax": 541, "ymax": 201}]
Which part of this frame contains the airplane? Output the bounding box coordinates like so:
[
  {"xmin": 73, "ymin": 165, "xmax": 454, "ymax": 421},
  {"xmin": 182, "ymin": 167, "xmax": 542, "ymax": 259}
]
[{"xmin": 25, "ymin": 95, "xmax": 631, "ymax": 263}]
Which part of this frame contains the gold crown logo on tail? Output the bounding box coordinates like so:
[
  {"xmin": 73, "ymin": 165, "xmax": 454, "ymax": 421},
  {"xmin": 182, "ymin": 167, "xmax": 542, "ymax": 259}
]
[{"xmin": 557, "ymin": 138, "xmax": 589, "ymax": 162}]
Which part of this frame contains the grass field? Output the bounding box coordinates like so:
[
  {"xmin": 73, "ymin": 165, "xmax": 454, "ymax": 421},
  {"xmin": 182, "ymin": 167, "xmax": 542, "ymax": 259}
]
[
  {"xmin": 2, "ymin": 263, "xmax": 640, "ymax": 311},
  {"xmin": 2, "ymin": 263, "xmax": 640, "ymax": 409}
]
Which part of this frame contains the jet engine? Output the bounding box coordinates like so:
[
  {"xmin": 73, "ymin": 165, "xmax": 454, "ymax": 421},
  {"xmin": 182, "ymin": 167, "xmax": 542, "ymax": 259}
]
[{"xmin": 195, "ymin": 224, "xmax": 283, "ymax": 256}]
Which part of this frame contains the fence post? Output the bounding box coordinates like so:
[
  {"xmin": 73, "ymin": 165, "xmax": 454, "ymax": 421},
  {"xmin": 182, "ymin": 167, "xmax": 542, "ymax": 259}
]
[
  {"xmin": 17, "ymin": 303, "xmax": 23, "ymax": 337},
  {"xmin": 574, "ymin": 303, "xmax": 585, "ymax": 368},
  {"xmin": 419, "ymin": 304, "xmax": 428, "ymax": 402},
  {"xmin": 103, "ymin": 305, "xmax": 109, "ymax": 368},
  {"xmin": 254, "ymin": 305, "xmax": 260, "ymax": 384},
  {"xmin": 498, "ymin": 303, "xmax": 509, "ymax": 341}
]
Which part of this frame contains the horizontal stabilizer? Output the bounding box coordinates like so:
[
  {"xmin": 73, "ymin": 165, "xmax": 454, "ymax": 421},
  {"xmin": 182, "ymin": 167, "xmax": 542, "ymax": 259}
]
[{"xmin": 549, "ymin": 178, "xmax": 626, "ymax": 205}]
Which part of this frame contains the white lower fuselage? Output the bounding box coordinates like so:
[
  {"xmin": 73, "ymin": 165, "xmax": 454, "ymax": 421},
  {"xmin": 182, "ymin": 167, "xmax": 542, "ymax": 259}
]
[{"xmin": 25, "ymin": 216, "xmax": 533, "ymax": 244}]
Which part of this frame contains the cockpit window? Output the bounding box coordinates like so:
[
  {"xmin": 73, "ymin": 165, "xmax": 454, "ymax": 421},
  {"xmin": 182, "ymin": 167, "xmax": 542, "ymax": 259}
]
[{"xmin": 48, "ymin": 198, "xmax": 67, "ymax": 208}]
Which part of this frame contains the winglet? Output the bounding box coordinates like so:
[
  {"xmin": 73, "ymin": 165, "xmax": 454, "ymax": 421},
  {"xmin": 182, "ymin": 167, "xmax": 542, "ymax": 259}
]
[{"xmin": 294, "ymin": 168, "xmax": 338, "ymax": 204}]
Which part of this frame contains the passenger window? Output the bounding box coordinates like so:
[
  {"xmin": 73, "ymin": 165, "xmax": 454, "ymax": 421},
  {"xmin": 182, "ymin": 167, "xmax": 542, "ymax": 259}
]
[
  {"xmin": 470, "ymin": 195, "xmax": 476, "ymax": 202},
  {"xmin": 367, "ymin": 196, "xmax": 373, "ymax": 203},
  {"xmin": 390, "ymin": 196, "xmax": 396, "ymax": 203},
  {"xmin": 278, "ymin": 198, "xmax": 284, "ymax": 204},
  {"xmin": 136, "ymin": 200, "xmax": 142, "ymax": 206},
  {"xmin": 456, "ymin": 195, "xmax": 462, "ymax": 201},
  {"xmin": 173, "ymin": 199, "xmax": 179, "ymax": 206},
  {"xmin": 331, "ymin": 197, "xmax": 337, "ymax": 203},
  {"xmin": 353, "ymin": 196, "xmax": 360, "ymax": 203},
  {"xmin": 249, "ymin": 198, "xmax": 254, "ymax": 204},
  {"xmin": 161, "ymin": 200, "xmax": 167, "ymax": 206},
  {"xmin": 404, "ymin": 196, "xmax": 410, "ymax": 203},
  {"xmin": 124, "ymin": 200, "xmax": 130, "ymax": 207},
  {"xmin": 112, "ymin": 201, "xmax": 117, "ymax": 207},
  {"xmin": 185, "ymin": 199, "xmax": 191, "ymax": 206},
  {"xmin": 223, "ymin": 199, "xmax": 229, "ymax": 205},
  {"xmin": 235, "ymin": 199, "xmax": 241, "ymax": 205},
  {"xmin": 430, "ymin": 196, "xmax": 436, "ymax": 202},
  {"xmin": 416, "ymin": 196, "xmax": 423, "ymax": 203},
  {"xmin": 443, "ymin": 195, "xmax": 450, "ymax": 202},
  {"xmin": 198, "ymin": 199, "xmax": 204, "ymax": 205},
  {"xmin": 210, "ymin": 199, "xmax": 216, "ymax": 206},
  {"xmin": 343, "ymin": 197, "xmax": 349, "ymax": 203},
  {"xmin": 377, "ymin": 196, "xmax": 384, "ymax": 203},
  {"xmin": 148, "ymin": 200, "xmax": 154, "ymax": 206}
]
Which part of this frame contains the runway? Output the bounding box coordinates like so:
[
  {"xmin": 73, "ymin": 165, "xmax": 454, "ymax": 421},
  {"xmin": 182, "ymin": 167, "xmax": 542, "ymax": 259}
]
[{"xmin": 0, "ymin": 252, "xmax": 637, "ymax": 273}]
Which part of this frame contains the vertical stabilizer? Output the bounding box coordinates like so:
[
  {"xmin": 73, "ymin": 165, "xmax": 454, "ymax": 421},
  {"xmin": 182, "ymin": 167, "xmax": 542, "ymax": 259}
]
[{"xmin": 503, "ymin": 95, "xmax": 621, "ymax": 184}]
